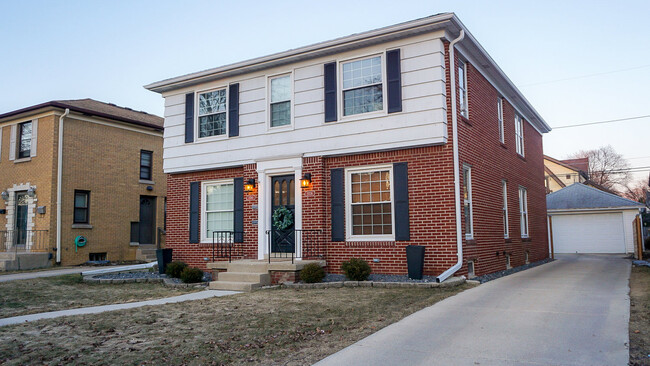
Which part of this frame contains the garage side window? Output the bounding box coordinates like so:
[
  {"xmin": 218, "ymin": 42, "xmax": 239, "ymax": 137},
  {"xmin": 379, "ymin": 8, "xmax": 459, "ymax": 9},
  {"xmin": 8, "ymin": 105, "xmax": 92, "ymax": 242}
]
[{"xmin": 519, "ymin": 186, "xmax": 528, "ymax": 238}]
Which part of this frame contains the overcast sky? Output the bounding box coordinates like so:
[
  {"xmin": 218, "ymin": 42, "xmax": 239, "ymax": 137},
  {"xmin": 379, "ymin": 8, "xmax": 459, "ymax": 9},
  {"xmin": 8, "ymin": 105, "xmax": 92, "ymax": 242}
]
[{"xmin": 2, "ymin": 0, "xmax": 649, "ymax": 180}]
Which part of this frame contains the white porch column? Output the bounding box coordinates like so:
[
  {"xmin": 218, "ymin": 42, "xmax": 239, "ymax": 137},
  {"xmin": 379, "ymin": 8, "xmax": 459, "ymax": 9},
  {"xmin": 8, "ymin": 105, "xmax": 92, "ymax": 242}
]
[{"xmin": 257, "ymin": 169, "xmax": 266, "ymax": 260}]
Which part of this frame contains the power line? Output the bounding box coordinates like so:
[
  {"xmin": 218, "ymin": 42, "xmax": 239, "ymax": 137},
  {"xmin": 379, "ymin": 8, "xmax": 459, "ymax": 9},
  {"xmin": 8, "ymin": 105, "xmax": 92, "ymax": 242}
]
[
  {"xmin": 552, "ymin": 114, "xmax": 650, "ymax": 129},
  {"xmin": 519, "ymin": 63, "xmax": 650, "ymax": 87}
]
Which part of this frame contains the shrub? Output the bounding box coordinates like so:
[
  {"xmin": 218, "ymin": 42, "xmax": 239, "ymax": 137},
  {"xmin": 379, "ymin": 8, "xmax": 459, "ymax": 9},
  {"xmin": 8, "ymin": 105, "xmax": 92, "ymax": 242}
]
[
  {"xmin": 180, "ymin": 267, "xmax": 204, "ymax": 283},
  {"xmin": 300, "ymin": 263, "xmax": 325, "ymax": 283},
  {"xmin": 165, "ymin": 261, "xmax": 188, "ymax": 278},
  {"xmin": 341, "ymin": 258, "xmax": 372, "ymax": 281}
]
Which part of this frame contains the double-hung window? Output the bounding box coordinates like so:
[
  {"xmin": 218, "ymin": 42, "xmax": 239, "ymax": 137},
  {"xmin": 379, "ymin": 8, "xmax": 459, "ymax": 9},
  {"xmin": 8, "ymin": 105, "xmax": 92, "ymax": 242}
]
[
  {"xmin": 342, "ymin": 56, "xmax": 383, "ymax": 116},
  {"xmin": 515, "ymin": 114, "xmax": 524, "ymax": 156},
  {"xmin": 74, "ymin": 190, "xmax": 90, "ymax": 224},
  {"xmin": 497, "ymin": 97, "xmax": 504, "ymax": 143},
  {"xmin": 18, "ymin": 121, "xmax": 32, "ymax": 158},
  {"xmin": 140, "ymin": 150, "xmax": 152, "ymax": 181},
  {"xmin": 198, "ymin": 89, "xmax": 227, "ymax": 138},
  {"xmin": 202, "ymin": 180, "xmax": 234, "ymax": 242},
  {"xmin": 347, "ymin": 166, "xmax": 393, "ymax": 239},
  {"xmin": 459, "ymin": 60, "xmax": 468, "ymax": 118},
  {"xmin": 502, "ymin": 180, "xmax": 509, "ymax": 239},
  {"xmin": 519, "ymin": 186, "xmax": 529, "ymax": 238},
  {"xmin": 463, "ymin": 165, "xmax": 473, "ymax": 239},
  {"xmin": 269, "ymin": 74, "xmax": 291, "ymax": 127}
]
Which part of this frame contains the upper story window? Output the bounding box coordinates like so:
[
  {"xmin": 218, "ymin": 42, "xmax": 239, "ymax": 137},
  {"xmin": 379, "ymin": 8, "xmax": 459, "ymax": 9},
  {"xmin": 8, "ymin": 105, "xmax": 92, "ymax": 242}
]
[
  {"xmin": 18, "ymin": 121, "xmax": 32, "ymax": 159},
  {"xmin": 74, "ymin": 190, "xmax": 90, "ymax": 224},
  {"xmin": 269, "ymin": 74, "xmax": 291, "ymax": 127},
  {"xmin": 515, "ymin": 114, "xmax": 525, "ymax": 156},
  {"xmin": 502, "ymin": 180, "xmax": 509, "ymax": 239},
  {"xmin": 346, "ymin": 166, "xmax": 393, "ymax": 240},
  {"xmin": 202, "ymin": 180, "xmax": 234, "ymax": 242},
  {"xmin": 198, "ymin": 89, "xmax": 227, "ymax": 138},
  {"xmin": 140, "ymin": 150, "xmax": 152, "ymax": 181},
  {"xmin": 463, "ymin": 165, "xmax": 473, "ymax": 239},
  {"xmin": 342, "ymin": 56, "xmax": 383, "ymax": 116},
  {"xmin": 458, "ymin": 61, "xmax": 468, "ymax": 118},
  {"xmin": 519, "ymin": 186, "xmax": 529, "ymax": 238},
  {"xmin": 497, "ymin": 97, "xmax": 504, "ymax": 143}
]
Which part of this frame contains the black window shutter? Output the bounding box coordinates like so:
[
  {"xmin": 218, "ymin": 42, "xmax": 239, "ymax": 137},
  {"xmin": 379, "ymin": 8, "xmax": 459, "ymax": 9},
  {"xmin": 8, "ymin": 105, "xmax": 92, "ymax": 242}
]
[
  {"xmin": 393, "ymin": 162, "xmax": 410, "ymax": 240},
  {"xmin": 189, "ymin": 182, "xmax": 200, "ymax": 243},
  {"xmin": 229, "ymin": 83, "xmax": 239, "ymax": 137},
  {"xmin": 324, "ymin": 62, "xmax": 337, "ymax": 122},
  {"xmin": 233, "ymin": 177, "xmax": 244, "ymax": 243},
  {"xmin": 386, "ymin": 49, "xmax": 402, "ymax": 113},
  {"xmin": 331, "ymin": 168, "xmax": 345, "ymax": 241},
  {"xmin": 185, "ymin": 93, "xmax": 194, "ymax": 143}
]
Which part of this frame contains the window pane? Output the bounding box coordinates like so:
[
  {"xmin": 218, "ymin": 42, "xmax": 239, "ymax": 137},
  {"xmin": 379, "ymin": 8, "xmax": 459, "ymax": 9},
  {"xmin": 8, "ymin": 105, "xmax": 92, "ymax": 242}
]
[
  {"xmin": 198, "ymin": 90, "xmax": 226, "ymax": 116},
  {"xmin": 206, "ymin": 184, "xmax": 234, "ymax": 211},
  {"xmin": 342, "ymin": 56, "xmax": 382, "ymax": 89},
  {"xmin": 270, "ymin": 75, "xmax": 290, "ymax": 103},
  {"xmin": 270, "ymin": 101, "xmax": 291, "ymax": 127},
  {"xmin": 140, "ymin": 167, "xmax": 151, "ymax": 180},
  {"xmin": 140, "ymin": 151, "xmax": 152, "ymax": 166},
  {"xmin": 75, "ymin": 193, "xmax": 87, "ymax": 208},
  {"xmin": 206, "ymin": 211, "xmax": 234, "ymax": 235},
  {"xmin": 74, "ymin": 208, "xmax": 87, "ymax": 223},
  {"xmin": 199, "ymin": 113, "xmax": 226, "ymax": 137},
  {"xmin": 343, "ymin": 85, "xmax": 383, "ymax": 116}
]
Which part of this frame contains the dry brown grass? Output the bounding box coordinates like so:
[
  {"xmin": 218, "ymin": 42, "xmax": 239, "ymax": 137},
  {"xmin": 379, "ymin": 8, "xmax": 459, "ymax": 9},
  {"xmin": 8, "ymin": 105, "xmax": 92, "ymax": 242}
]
[
  {"xmin": 0, "ymin": 285, "xmax": 469, "ymax": 365},
  {"xmin": 629, "ymin": 265, "xmax": 650, "ymax": 366},
  {"xmin": 0, "ymin": 274, "xmax": 200, "ymax": 318}
]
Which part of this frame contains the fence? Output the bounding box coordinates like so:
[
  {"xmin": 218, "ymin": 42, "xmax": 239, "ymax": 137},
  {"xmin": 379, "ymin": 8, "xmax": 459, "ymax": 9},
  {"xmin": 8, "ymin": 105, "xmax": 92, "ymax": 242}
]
[{"xmin": 0, "ymin": 230, "xmax": 50, "ymax": 253}]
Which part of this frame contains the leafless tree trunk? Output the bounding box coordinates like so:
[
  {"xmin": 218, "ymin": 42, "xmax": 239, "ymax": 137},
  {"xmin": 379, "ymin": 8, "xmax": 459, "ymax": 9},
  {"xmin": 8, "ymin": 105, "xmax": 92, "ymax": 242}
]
[{"xmin": 570, "ymin": 145, "xmax": 630, "ymax": 192}]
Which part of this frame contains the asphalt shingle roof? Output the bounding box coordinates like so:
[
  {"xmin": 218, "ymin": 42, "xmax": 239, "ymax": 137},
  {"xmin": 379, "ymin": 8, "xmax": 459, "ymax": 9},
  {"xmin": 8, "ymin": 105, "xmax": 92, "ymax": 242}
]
[{"xmin": 546, "ymin": 183, "xmax": 644, "ymax": 210}]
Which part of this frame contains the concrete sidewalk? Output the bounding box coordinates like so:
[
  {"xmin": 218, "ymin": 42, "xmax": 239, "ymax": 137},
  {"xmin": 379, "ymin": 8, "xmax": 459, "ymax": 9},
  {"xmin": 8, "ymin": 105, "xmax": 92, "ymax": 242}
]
[
  {"xmin": 316, "ymin": 254, "xmax": 631, "ymax": 366},
  {"xmin": 0, "ymin": 289, "xmax": 239, "ymax": 326},
  {"xmin": 0, "ymin": 266, "xmax": 131, "ymax": 282}
]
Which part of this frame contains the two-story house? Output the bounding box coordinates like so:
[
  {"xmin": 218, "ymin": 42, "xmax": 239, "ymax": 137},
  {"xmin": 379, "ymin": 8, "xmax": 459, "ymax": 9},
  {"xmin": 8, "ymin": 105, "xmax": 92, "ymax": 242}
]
[
  {"xmin": 145, "ymin": 13, "xmax": 551, "ymax": 288},
  {"xmin": 0, "ymin": 99, "xmax": 166, "ymax": 269},
  {"xmin": 544, "ymin": 155, "xmax": 589, "ymax": 193}
]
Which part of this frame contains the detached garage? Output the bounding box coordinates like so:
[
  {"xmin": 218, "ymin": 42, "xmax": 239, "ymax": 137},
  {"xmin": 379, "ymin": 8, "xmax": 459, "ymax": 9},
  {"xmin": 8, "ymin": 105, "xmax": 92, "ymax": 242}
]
[{"xmin": 547, "ymin": 183, "xmax": 644, "ymax": 254}]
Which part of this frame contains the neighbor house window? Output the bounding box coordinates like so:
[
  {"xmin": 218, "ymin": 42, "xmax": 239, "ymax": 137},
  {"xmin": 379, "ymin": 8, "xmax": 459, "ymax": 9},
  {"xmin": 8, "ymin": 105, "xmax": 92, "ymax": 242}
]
[
  {"xmin": 18, "ymin": 121, "xmax": 32, "ymax": 158},
  {"xmin": 497, "ymin": 97, "xmax": 504, "ymax": 143},
  {"xmin": 502, "ymin": 180, "xmax": 509, "ymax": 239},
  {"xmin": 140, "ymin": 150, "xmax": 152, "ymax": 180},
  {"xmin": 342, "ymin": 56, "xmax": 383, "ymax": 116},
  {"xmin": 515, "ymin": 114, "xmax": 524, "ymax": 156},
  {"xmin": 269, "ymin": 74, "xmax": 291, "ymax": 127},
  {"xmin": 519, "ymin": 186, "xmax": 529, "ymax": 238},
  {"xmin": 74, "ymin": 190, "xmax": 90, "ymax": 224},
  {"xmin": 458, "ymin": 61, "xmax": 468, "ymax": 118},
  {"xmin": 202, "ymin": 180, "xmax": 234, "ymax": 241},
  {"xmin": 347, "ymin": 166, "xmax": 393, "ymax": 239},
  {"xmin": 463, "ymin": 165, "xmax": 473, "ymax": 239},
  {"xmin": 198, "ymin": 89, "xmax": 227, "ymax": 138}
]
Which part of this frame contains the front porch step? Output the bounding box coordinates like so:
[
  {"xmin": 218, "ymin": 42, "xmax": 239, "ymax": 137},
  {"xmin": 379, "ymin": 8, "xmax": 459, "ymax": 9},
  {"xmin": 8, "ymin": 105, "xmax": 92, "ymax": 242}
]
[
  {"xmin": 209, "ymin": 281, "xmax": 262, "ymax": 292},
  {"xmin": 217, "ymin": 271, "xmax": 270, "ymax": 285},
  {"xmin": 226, "ymin": 262, "xmax": 269, "ymax": 273}
]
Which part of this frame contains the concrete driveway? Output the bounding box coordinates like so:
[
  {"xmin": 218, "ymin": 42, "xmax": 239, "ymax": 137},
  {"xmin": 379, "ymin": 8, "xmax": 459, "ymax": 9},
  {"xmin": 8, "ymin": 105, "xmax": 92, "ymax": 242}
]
[{"xmin": 316, "ymin": 254, "xmax": 631, "ymax": 366}]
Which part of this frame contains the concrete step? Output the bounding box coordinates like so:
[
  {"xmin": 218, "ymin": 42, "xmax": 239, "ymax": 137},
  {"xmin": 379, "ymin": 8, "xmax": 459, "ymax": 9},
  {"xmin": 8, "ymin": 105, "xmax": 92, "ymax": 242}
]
[
  {"xmin": 217, "ymin": 271, "xmax": 270, "ymax": 285},
  {"xmin": 226, "ymin": 262, "xmax": 269, "ymax": 273},
  {"xmin": 209, "ymin": 280, "xmax": 261, "ymax": 292}
]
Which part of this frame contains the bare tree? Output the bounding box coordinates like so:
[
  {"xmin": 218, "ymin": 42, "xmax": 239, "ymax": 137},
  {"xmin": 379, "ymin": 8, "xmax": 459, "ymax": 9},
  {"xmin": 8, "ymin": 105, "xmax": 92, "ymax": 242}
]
[
  {"xmin": 569, "ymin": 145, "xmax": 630, "ymax": 191},
  {"xmin": 623, "ymin": 177, "xmax": 649, "ymax": 205}
]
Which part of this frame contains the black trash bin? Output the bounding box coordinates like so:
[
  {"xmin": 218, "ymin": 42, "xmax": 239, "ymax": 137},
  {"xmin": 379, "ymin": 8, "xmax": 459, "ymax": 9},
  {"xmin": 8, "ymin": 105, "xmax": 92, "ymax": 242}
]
[
  {"xmin": 406, "ymin": 245, "xmax": 425, "ymax": 280},
  {"xmin": 156, "ymin": 248, "xmax": 173, "ymax": 274}
]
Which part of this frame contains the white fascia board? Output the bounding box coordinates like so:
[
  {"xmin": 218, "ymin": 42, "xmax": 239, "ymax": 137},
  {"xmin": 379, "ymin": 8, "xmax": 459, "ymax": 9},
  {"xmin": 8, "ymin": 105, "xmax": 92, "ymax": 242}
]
[{"xmin": 548, "ymin": 207, "xmax": 643, "ymax": 215}]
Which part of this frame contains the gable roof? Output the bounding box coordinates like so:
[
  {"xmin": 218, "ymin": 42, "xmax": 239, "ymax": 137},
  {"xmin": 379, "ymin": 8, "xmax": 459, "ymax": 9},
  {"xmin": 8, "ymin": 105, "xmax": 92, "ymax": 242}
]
[
  {"xmin": 547, "ymin": 183, "xmax": 644, "ymax": 210},
  {"xmin": 144, "ymin": 13, "xmax": 550, "ymax": 134},
  {"xmin": 0, "ymin": 99, "xmax": 163, "ymax": 131},
  {"xmin": 543, "ymin": 155, "xmax": 586, "ymax": 173}
]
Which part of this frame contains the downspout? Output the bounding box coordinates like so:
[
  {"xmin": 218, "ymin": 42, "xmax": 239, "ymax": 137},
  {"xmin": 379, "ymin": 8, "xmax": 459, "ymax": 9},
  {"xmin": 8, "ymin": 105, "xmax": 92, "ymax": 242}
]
[
  {"xmin": 56, "ymin": 108, "xmax": 70, "ymax": 263},
  {"xmin": 437, "ymin": 29, "xmax": 465, "ymax": 283}
]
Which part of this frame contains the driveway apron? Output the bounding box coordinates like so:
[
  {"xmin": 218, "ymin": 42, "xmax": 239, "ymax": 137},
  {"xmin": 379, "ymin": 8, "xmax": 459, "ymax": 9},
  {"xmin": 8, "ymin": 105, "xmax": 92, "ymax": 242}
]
[{"xmin": 315, "ymin": 254, "xmax": 630, "ymax": 366}]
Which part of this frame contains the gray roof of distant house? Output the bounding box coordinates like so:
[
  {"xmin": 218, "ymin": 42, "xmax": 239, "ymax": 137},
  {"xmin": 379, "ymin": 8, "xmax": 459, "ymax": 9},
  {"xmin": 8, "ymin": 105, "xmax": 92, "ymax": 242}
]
[{"xmin": 547, "ymin": 183, "xmax": 644, "ymax": 210}]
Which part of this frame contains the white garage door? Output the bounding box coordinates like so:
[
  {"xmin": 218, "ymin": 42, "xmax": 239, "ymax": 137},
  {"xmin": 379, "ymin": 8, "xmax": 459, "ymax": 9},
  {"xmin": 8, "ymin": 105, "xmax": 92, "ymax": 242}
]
[{"xmin": 552, "ymin": 213, "xmax": 626, "ymax": 253}]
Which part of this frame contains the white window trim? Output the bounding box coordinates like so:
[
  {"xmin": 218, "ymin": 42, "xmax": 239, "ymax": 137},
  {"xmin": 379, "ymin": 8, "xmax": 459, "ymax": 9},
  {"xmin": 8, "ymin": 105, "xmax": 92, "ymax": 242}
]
[
  {"xmin": 502, "ymin": 180, "xmax": 509, "ymax": 239},
  {"xmin": 200, "ymin": 179, "xmax": 234, "ymax": 243},
  {"xmin": 498, "ymin": 97, "xmax": 504, "ymax": 143},
  {"xmin": 519, "ymin": 186, "xmax": 529, "ymax": 238},
  {"xmin": 345, "ymin": 164, "xmax": 395, "ymax": 242},
  {"xmin": 515, "ymin": 114, "xmax": 525, "ymax": 156},
  {"xmin": 463, "ymin": 164, "xmax": 473, "ymax": 239},
  {"xmin": 267, "ymin": 72, "xmax": 294, "ymax": 131},
  {"xmin": 195, "ymin": 86, "xmax": 229, "ymax": 141},
  {"xmin": 338, "ymin": 52, "xmax": 388, "ymax": 122},
  {"xmin": 459, "ymin": 60, "xmax": 468, "ymax": 118}
]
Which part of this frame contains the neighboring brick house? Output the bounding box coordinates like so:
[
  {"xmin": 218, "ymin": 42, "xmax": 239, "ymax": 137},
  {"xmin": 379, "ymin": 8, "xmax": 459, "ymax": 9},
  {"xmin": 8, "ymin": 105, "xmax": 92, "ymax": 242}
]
[
  {"xmin": 0, "ymin": 99, "xmax": 166, "ymax": 267},
  {"xmin": 145, "ymin": 13, "xmax": 551, "ymax": 283},
  {"xmin": 544, "ymin": 155, "xmax": 589, "ymax": 193}
]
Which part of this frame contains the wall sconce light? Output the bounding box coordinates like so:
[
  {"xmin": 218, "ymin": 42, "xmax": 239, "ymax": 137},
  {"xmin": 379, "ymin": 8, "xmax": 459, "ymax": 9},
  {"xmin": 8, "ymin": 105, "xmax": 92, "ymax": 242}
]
[
  {"xmin": 0, "ymin": 191, "xmax": 8, "ymax": 202},
  {"xmin": 300, "ymin": 173, "xmax": 312, "ymax": 189},
  {"xmin": 244, "ymin": 178, "xmax": 256, "ymax": 193},
  {"xmin": 27, "ymin": 186, "xmax": 36, "ymax": 197}
]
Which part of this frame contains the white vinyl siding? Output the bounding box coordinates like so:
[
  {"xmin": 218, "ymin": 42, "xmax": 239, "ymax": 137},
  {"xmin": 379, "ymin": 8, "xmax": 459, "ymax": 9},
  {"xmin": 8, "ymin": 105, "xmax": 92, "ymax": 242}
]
[
  {"xmin": 346, "ymin": 165, "xmax": 394, "ymax": 241},
  {"xmin": 269, "ymin": 74, "xmax": 292, "ymax": 127},
  {"xmin": 458, "ymin": 60, "xmax": 468, "ymax": 118},
  {"xmin": 503, "ymin": 180, "xmax": 509, "ymax": 239},
  {"xmin": 497, "ymin": 97, "xmax": 504, "ymax": 143},
  {"xmin": 201, "ymin": 180, "xmax": 234, "ymax": 242},
  {"xmin": 197, "ymin": 89, "xmax": 227, "ymax": 138},
  {"xmin": 515, "ymin": 114, "xmax": 524, "ymax": 156},
  {"xmin": 463, "ymin": 165, "xmax": 473, "ymax": 239},
  {"xmin": 519, "ymin": 186, "xmax": 528, "ymax": 238}
]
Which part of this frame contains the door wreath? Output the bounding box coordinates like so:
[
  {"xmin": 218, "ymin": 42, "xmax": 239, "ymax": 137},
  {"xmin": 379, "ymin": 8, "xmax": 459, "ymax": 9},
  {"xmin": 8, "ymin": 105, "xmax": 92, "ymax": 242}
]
[{"xmin": 272, "ymin": 206, "xmax": 294, "ymax": 230}]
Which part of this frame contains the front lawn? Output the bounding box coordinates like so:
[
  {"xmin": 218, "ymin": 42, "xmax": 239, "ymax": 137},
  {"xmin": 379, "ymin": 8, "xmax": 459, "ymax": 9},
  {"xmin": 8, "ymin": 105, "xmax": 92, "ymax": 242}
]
[
  {"xmin": 0, "ymin": 285, "xmax": 469, "ymax": 365},
  {"xmin": 629, "ymin": 265, "xmax": 650, "ymax": 365},
  {"xmin": 0, "ymin": 274, "xmax": 200, "ymax": 318}
]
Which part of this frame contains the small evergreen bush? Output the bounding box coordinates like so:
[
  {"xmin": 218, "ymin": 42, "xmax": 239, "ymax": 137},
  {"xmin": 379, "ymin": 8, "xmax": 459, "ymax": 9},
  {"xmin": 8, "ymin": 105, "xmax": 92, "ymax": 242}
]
[
  {"xmin": 341, "ymin": 258, "xmax": 372, "ymax": 281},
  {"xmin": 300, "ymin": 263, "xmax": 325, "ymax": 283},
  {"xmin": 180, "ymin": 267, "xmax": 204, "ymax": 283},
  {"xmin": 165, "ymin": 261, "xmax": 188, "ymax": 278}
]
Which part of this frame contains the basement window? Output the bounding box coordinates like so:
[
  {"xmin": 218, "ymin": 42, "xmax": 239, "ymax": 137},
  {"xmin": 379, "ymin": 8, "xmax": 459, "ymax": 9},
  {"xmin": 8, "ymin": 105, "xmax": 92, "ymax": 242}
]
[
  {"xmin": 89, "ymin": 252, "xmax": 107, "ymax": 261},
  {"xmin": 467, "ymin": 260, "xmax": 475, "ymax": 278},
  {"xmin": 525, "ymin": 251, "xmax": 530, "ymax": 264},
  {"xmin": 506, "ymin": 254, "xmax": 511, "ymax": 269}
]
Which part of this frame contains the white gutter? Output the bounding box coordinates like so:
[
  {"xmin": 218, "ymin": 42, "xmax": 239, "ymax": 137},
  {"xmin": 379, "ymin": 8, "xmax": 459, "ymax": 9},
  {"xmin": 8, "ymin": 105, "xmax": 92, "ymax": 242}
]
[
  {"xmin": 437, "ymin": 30, "xmax": 465, "ymax": 283},
  {"xmin": 56, "ymin": 108, "xmax": 69, "ymax": 263}
]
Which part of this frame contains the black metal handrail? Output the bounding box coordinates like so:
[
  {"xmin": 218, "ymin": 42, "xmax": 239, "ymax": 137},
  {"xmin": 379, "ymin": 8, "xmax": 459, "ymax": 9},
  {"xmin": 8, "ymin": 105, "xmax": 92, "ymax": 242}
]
[
  {"xmin": 0, "ymin": 230, "xmax": 50, "ymax": 253},
  {"xmin": 266, "ymin": 229, "xmax": 324, "ymax": 264},
  {"xmin": 211, "ymin": 231, "xmax": 244, "ymax": 262}
]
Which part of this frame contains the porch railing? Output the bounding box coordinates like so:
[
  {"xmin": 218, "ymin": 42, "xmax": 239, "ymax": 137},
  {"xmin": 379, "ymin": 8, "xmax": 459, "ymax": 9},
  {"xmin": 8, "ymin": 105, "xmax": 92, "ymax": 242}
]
[
  {"xmin": 266, "ymin": 229, "xmax": 324, "ymax": 264},
  {"xmin": 0, "ymin": 230, "xmax": 50, "ymax": 253},
  {"xmin": 211, "ymin": 231, "xmax": 244, "ymax": 262}
]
